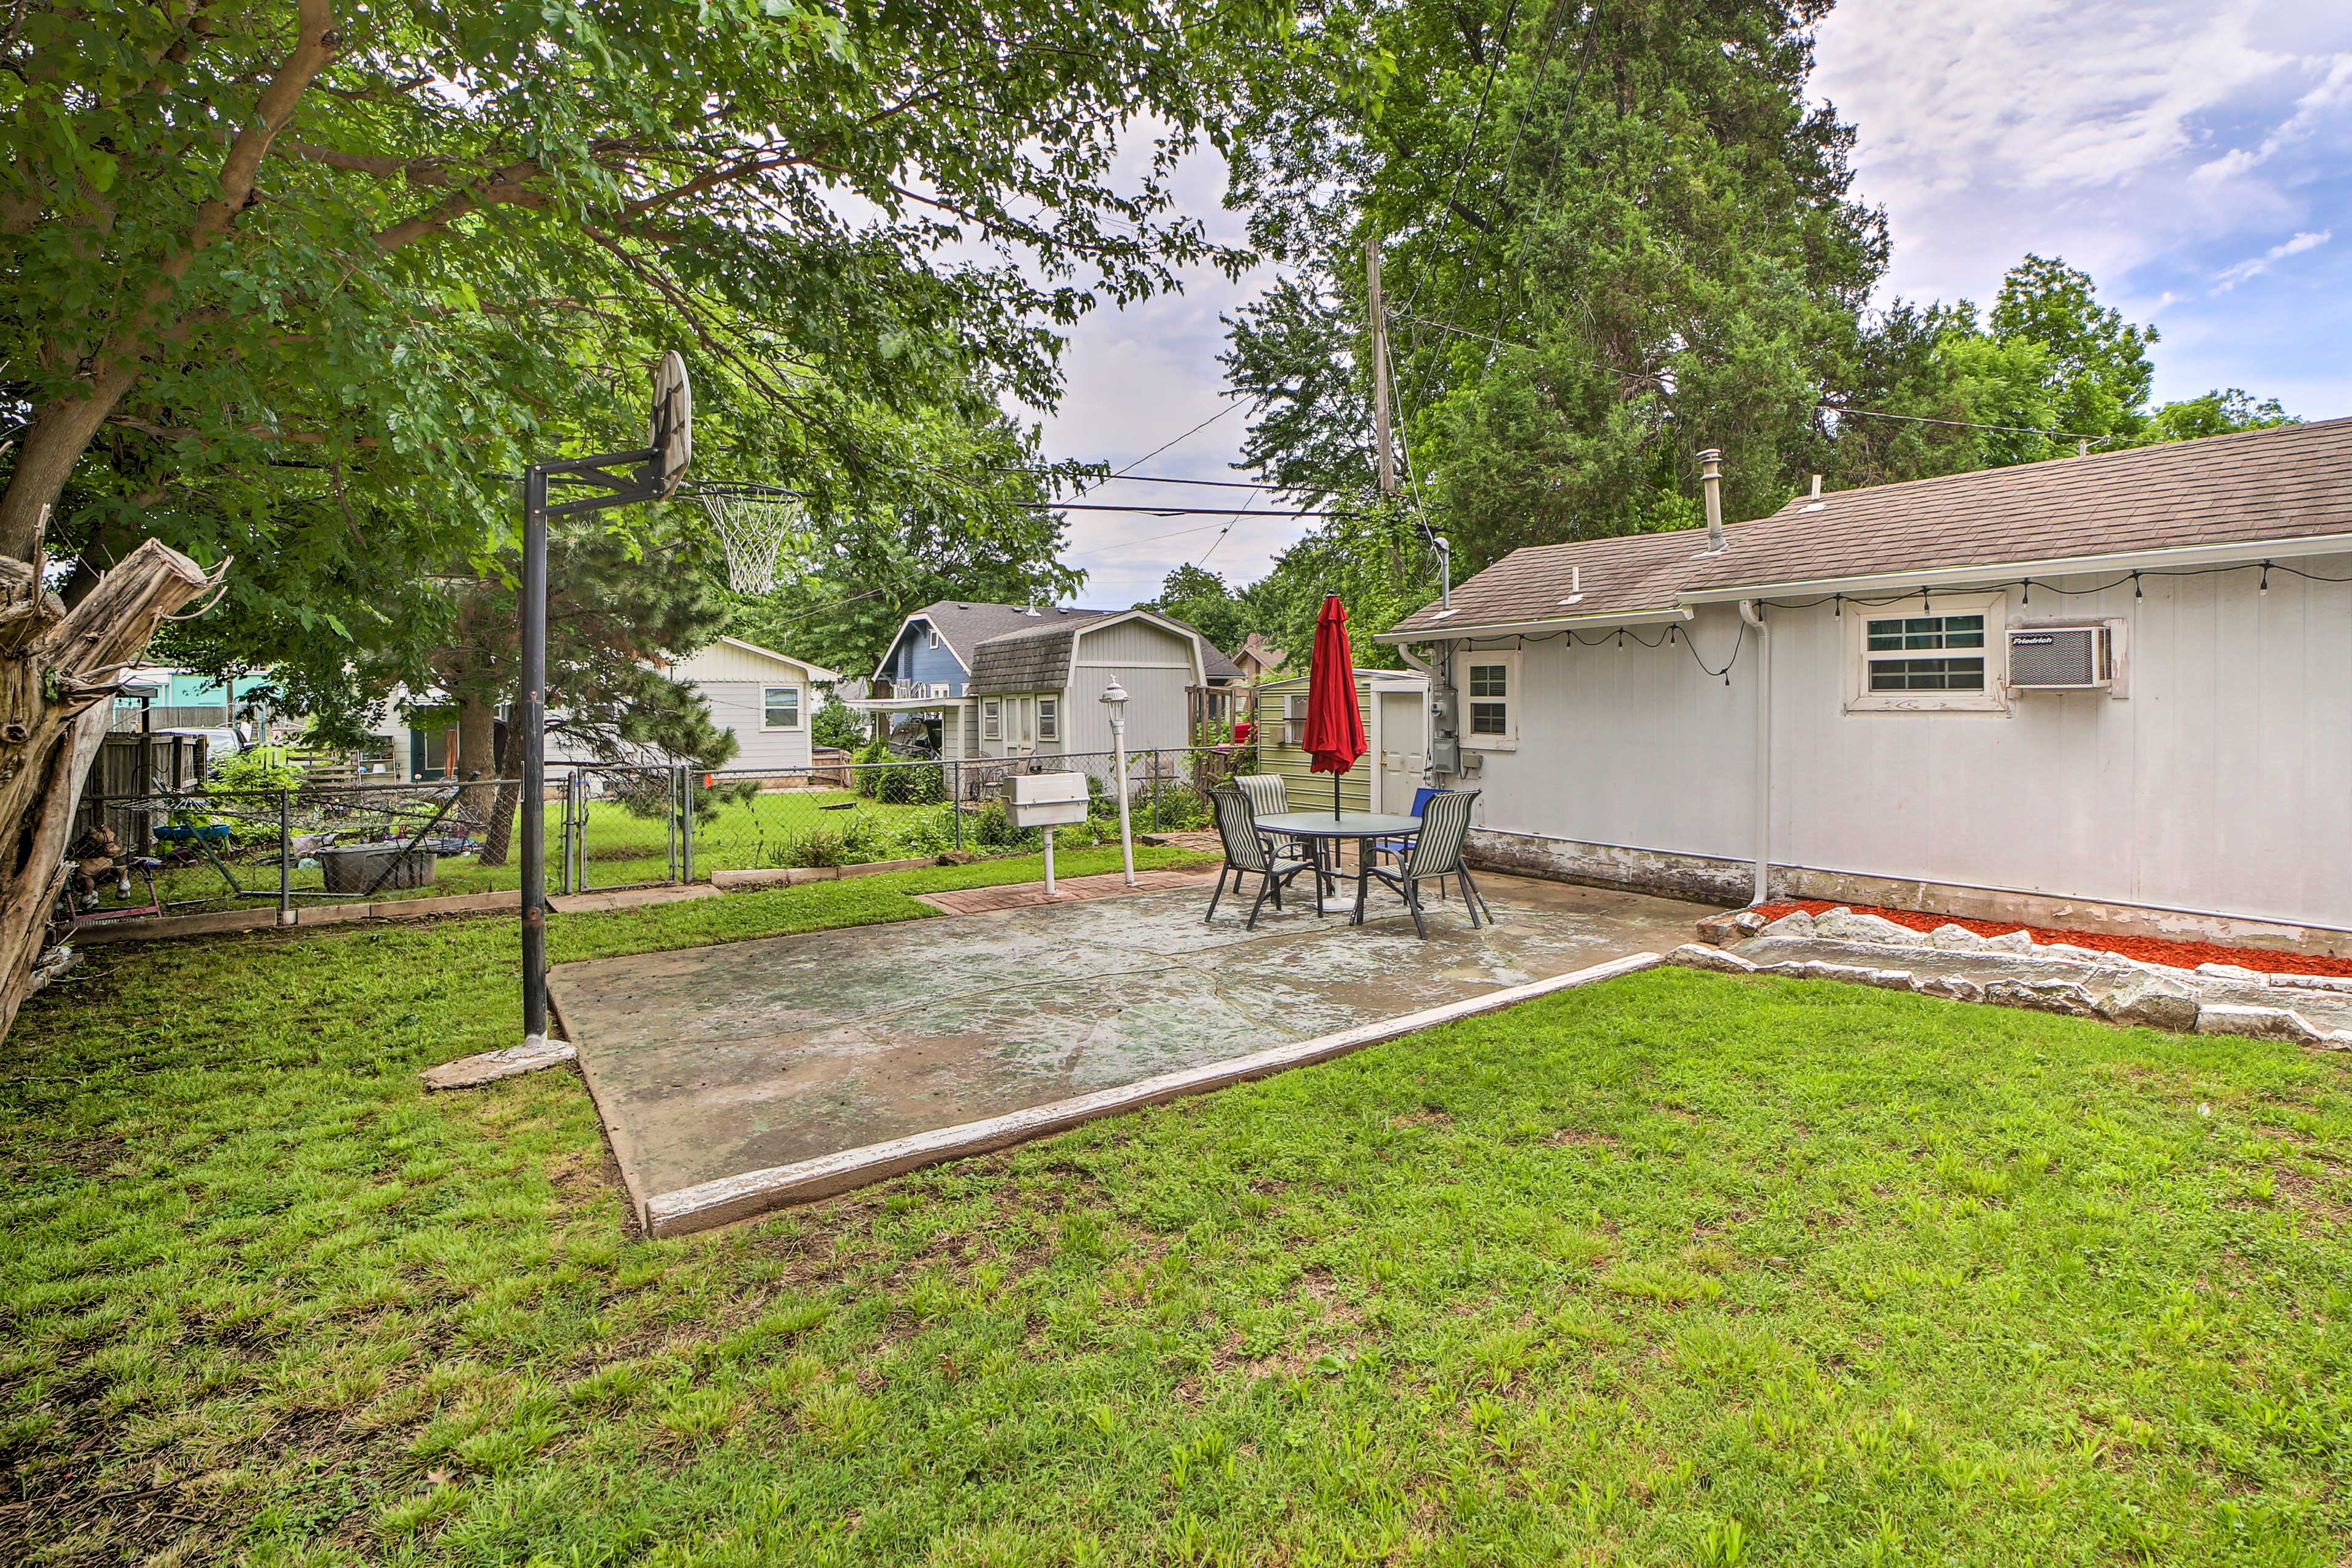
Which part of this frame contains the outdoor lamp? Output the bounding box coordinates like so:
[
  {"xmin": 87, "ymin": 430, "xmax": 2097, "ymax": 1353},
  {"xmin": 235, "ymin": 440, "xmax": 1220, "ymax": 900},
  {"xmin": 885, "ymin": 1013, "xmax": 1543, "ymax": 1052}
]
[{"xmin": 1100, "ymin": 680, "xmax": 1136, "ymax": 886}]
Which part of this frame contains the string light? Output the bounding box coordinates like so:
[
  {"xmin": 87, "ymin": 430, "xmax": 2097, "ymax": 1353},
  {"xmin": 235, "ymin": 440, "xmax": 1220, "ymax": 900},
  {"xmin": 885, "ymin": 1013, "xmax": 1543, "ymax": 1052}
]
[
  {"xmin": 2260, "ymin": 561, "xmax": 2270, "ymax": 595},
  {"xmin": 2132, "ymin": 571, "xmax": 2143, "ymax": 600}
]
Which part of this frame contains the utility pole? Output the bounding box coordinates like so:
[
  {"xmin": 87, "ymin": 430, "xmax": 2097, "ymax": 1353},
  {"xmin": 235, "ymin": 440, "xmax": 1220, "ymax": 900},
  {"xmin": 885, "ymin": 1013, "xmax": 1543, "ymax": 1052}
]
[{"xmin": 1365, "ymin": 233, "xmax": 1397, "ymax": 497}]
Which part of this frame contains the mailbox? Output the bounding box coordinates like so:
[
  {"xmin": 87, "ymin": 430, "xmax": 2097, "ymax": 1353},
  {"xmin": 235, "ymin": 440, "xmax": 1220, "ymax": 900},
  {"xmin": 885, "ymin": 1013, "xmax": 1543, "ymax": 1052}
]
[{"xmin": 1005, "ymin": 771, "xmax": 1090, "ymax": 829}]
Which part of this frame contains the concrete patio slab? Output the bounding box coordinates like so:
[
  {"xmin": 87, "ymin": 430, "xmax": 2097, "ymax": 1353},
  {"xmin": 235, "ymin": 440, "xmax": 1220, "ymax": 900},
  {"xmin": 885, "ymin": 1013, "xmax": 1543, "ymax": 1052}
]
[{"xmin": 549, "ymin": 874, "xmax": 1711, "ymax": 1231}]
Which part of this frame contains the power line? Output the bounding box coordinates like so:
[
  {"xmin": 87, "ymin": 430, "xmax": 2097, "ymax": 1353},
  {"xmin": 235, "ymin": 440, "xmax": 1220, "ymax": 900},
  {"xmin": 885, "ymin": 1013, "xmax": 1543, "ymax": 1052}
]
[
  {"xmin": 1396, "ymin": 0, "xmax": 1524, "ymax": 323},
  {"xmin": 1194, "ymin": 486, "xmax": 1264, "ymax": 568},
  {"xmin": 1023, "ymin": 502, "xmax": 1344, "ymax": 516}
]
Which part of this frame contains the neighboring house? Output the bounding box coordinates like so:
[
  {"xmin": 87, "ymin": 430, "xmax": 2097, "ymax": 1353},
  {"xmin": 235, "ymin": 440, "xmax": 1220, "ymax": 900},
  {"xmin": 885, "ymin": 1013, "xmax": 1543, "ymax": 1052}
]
[
  {"xmin": 1230, "ymin": 633, "xmax": 1287, "ymax": 684},
  {"xmin": 380, "ymin": 636, "xmax": 840, "ymax": 782},
  {"xmin": 660, "ymin": 636, "xmax": 841, "ymax": 774},
  {"xmin": 1251, "ymin": 668, "xmax": 1433, "ymax": 815},
  {"xmin": 854, "ymin": 601, "xmax": 1240, "ymax": 758},
  {"xmin": 1378, "ymin": 417, "xmax": 2352, "ymax": 952}
]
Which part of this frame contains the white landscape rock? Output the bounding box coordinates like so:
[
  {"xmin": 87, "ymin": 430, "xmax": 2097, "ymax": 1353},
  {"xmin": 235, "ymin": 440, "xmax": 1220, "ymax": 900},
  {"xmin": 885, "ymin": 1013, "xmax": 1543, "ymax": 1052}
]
[
  {"xmin": 1910, "ymin": 974, "xmax": 1986, "ymax": 1003},
  {"xmin": 1667, "ymin": 943, "xmax": 1762, "ymax": 974},
  {"xmin": 2196, "ymin": 962, "xmax": 2268, "ymax": 982},
  {"xmin": 1759, "ymin": 910, "xmax": 1817, "ymax": 939},
  {"xmin": 2100, "ymin": 970, "xmax": 2203, "ymax": 1032},
  {"xmin": 1984, "ymin": 978, "xmax": 2100, "ymax": 1017},
  {"xmin": 1982, "ymin": 930, "xmax": 2038, "ymax": 955},
  {"xmin": 2268, "ymin": 971, "xmax": 2352, "ymax": 995},
  {"xmin": 2194, "ymin": 1004, "xmax": 2328, "ymax": 1044},
  {"xmin": 1926, "ymin": 924, "xmax": 1990, "ymax": 952},
  {"xmin": 1809, "ymin": 909, "xmax": 1924, "ymax": 946}
]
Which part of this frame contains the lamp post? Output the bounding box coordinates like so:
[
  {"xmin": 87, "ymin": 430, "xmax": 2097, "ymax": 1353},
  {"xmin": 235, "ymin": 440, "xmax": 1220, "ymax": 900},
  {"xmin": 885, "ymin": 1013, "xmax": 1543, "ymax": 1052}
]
[{"xmin": 1100, "ymin": 679, "xmax": 1136, "ymax": 886}]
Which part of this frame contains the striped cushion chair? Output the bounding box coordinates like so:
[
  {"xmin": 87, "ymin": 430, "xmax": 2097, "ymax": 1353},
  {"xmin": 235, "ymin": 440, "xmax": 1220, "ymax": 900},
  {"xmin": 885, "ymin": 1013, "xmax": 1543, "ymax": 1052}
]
[
  {"xmin": 1231, "ymin": 771, "xmax": 1316, "ymax": 891},
  {"xmin": 1360, "ymin": 789, "xmax": 1492, "ymax": 938},
  {"xmin": 1204, "ymin": 788, "xmax": 1319, "ymax": 929}
]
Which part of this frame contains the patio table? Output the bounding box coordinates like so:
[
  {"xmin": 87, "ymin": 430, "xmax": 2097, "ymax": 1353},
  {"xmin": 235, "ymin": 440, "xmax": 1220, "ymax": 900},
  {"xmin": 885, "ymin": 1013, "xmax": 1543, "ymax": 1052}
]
[{"xmin": 1253, "ymin": 810, "xmax": 1423, "ymax": 924}]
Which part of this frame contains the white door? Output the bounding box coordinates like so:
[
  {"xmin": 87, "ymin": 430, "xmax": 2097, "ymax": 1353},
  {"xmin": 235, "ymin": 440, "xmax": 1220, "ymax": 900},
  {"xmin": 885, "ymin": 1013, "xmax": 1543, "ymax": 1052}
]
[{"xmin": 1378, "ymin": 690, "xmax": 1428, "ymax": 813}]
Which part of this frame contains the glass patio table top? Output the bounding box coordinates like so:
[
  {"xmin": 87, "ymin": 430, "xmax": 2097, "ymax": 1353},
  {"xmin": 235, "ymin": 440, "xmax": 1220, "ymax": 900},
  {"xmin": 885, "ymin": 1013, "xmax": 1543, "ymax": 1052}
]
[{"xmin": 1251, "ymin": 810, "xmax": 1423, "ymax": 922}]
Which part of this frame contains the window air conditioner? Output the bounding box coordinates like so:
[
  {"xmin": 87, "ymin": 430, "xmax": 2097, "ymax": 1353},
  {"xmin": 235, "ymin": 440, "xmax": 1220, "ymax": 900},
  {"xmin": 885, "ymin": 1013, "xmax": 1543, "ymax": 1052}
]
[{"xmin": 2006, "ymin": 625, "xmax": 2111, "ymax": 690}]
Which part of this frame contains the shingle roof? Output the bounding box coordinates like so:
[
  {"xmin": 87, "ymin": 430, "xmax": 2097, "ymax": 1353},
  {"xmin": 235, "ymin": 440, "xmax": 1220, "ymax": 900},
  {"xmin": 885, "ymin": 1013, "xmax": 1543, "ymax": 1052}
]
[
  {"xmin": 1387, "ymin": 527, "xmax": 1709, "ymax": 636},
  {"xmin": 1384, "ymin": 417, "xmax": 2352, "ymax": 637},
  {"xmin": 1685, "ymin": 415, "xmax": 2352, "ymax": 595},
  {"xmin": 965, "ymin": 619, "xmax": 1086, "ymax": 695},
  {"xmin": 911, "ymin": 601, "xmax": 1115, "ymax": 669}
]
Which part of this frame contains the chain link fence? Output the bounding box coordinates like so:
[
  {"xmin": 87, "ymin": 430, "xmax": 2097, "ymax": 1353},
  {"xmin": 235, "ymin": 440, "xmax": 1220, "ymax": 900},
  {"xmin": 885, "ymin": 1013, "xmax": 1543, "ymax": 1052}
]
[{"xmin": 62, "ymin": 746, "xmax": 1256, "ymax": 925}]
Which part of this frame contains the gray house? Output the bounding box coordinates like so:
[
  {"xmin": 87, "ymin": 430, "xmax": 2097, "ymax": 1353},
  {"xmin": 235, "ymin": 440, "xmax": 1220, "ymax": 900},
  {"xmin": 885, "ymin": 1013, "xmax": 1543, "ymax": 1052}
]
[
  {"xmin": 852, "ymin": 600, "xmax": 1240, "ymax": 758},
  {"xmin": 1378, "ymin": 417, "xmax": 2352, "ymax": 954}
]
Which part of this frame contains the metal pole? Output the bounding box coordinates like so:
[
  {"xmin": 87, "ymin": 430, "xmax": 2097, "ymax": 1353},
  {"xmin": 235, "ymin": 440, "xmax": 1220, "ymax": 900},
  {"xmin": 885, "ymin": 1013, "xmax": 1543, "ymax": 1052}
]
[
  {"xmin": 1111, "ymin": 715, "xmax": 1136, "ymax": 886},
  {"xmin": 278, "ymin": 788, "xmax": 293, "ymax": 925},
  {"xmin": 519, "ymin": 466, "xmax": 551, "ymax": 1047},
  {"xmin": 1042, "ymin": 825, "xmax": 1057, "ymax": 897},
  {"xmin": 681, "ymin": 766, "xmax": 695, "ymax": 884},
  {"xmin": 950, "ymin": 760, "xmax": 962, "ymax": 850}
]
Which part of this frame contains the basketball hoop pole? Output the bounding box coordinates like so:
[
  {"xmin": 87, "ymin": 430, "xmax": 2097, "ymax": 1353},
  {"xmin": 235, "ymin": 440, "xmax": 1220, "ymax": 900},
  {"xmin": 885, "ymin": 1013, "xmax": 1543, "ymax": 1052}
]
[{"xmin": 518, "ymin": 353, "xmax": 690, "ymax": 1049}]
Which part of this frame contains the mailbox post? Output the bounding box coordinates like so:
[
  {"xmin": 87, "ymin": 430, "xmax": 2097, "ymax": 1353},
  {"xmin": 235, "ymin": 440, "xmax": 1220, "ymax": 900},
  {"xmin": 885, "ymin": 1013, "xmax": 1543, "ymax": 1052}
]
[{"xmin": 1006, "ymin": 772, "xmax": 1090, "ymax": 897}]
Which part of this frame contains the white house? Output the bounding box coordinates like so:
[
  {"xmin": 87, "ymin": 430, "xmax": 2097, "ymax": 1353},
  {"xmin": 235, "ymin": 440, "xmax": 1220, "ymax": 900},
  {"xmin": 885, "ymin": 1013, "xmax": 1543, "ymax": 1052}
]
[
  {"xmin": 377, "ymin": 636, "xmax": 840, "ymax": 780},
  {"xmin": 1379, "ymin": 418, "xmax": 2352, "ymax": 956},
  {"xmin": 660, "ymin": 635, "xmax": 841, "ymax": 774},
  {"xmin": 852, "ymin": 600, "xmax": 1242, "ymax": 759}
]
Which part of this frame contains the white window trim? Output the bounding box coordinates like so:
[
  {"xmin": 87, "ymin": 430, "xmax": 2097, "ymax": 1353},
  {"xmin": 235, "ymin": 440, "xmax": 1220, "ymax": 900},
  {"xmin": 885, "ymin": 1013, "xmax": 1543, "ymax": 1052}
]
[
  {"xmin": 1460, "ymin": 652, "xmax": 1520, "ymax": 752},
  {"xmin": 981, "ymin": 699, "xmax": 1001, "ymax": 741},
  {"xmin": 761, "ymin": 685, "xmax": 803, "ymax": 730},
  {"xmin": 1037, "ymin": 695, "xmax": 1059, "ymax": 742},
  {"xmin": 1845, "ymin": 592, "xmax": 2009, "ymax": 714},
  {"xmin": 928, "ymin": 682, "xmax": 952, "ymax": 699},
  {"xmin": 1283, "ymin": 692, "xmax": 1309, "ymax": 748},
  {"xmin": 926, "ymin": 628, "xmax": 941, "ymax": 649}
]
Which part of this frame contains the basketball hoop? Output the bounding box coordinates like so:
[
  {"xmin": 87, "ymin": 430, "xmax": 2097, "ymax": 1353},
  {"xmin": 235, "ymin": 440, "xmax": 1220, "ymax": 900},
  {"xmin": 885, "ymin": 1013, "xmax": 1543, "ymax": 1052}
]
[
  {"xmin": 698, "ymin": 486, "xmax": 809, "ymax": 595},
  {"xmin": 648, "ymin": 350, "xmax": 692, "ymax": 500}
]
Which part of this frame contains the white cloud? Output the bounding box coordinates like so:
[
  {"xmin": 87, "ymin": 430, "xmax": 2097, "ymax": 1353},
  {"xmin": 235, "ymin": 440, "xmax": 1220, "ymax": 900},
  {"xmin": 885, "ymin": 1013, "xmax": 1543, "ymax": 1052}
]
[{"xmin": 2212, "ymin": 228, "xmax": 2331, "ymax": 290}]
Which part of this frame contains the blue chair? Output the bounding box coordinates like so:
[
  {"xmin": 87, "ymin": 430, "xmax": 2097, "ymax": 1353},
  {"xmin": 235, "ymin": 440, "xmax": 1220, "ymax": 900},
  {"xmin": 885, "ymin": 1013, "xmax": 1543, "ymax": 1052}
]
[{"xmin": 1375, "ymin": 786, "xmax": 1443, "ymax": 862}]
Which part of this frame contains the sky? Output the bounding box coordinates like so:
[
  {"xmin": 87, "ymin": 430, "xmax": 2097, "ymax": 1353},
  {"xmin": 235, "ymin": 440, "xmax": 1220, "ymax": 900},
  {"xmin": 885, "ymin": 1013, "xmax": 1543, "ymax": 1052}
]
[{"xmin": 1031, "ymin": 0, "xmax": 2352, "ymax": 609}]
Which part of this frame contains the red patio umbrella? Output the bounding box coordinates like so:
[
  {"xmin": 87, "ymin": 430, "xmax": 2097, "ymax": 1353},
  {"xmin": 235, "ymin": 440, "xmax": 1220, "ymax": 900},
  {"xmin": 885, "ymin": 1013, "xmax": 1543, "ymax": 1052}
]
[{"xmin": 1302, "ymin": 594, "xmax": 1368, "ymax": 817}]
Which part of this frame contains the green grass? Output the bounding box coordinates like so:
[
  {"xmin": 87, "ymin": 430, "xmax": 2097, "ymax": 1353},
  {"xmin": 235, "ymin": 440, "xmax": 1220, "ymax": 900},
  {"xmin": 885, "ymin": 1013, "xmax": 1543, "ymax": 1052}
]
[{"xmin": 6, "ymin": 862, "xmax": 2350, "ymax": 1567}]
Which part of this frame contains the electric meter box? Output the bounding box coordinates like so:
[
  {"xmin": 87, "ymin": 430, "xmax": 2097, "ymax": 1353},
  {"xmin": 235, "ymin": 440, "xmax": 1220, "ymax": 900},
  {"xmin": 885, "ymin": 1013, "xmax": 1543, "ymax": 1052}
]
[{"xmin": 1005, "ymin": 772, "xmax": 1090, "ymax": 828}]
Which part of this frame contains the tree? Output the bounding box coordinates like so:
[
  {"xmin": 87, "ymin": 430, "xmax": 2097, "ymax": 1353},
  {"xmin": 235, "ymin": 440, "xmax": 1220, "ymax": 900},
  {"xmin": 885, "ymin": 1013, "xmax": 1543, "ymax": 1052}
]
[
  {"xmin": 2147, "ymin": 389, "xmax": 2296, "ymax": 442},
  {"xmin": 1224, "ymin": 0, "xmax": 1897, "ymax": 576},
  {"xmin": 1148, "ymin": 565, "xmax": 1257, "ymax": 656},
  {"xmin": 0, "ymin": 0, "xmax": 1287, "ymax": 1036}
]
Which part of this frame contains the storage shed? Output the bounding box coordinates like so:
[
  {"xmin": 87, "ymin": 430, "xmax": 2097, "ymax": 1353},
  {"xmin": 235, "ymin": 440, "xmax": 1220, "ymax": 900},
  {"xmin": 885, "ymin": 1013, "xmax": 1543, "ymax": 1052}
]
[{"xmin": 1249, "ymin": 668, "xmax": 1433, "ymax": 815}]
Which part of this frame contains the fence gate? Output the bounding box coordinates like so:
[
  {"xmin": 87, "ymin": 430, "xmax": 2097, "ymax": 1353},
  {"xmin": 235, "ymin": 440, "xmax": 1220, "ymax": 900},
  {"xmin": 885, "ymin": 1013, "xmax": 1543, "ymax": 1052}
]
[{"xmin": 559, "ymin": 764, "xmax": 692, "ymax": 894}]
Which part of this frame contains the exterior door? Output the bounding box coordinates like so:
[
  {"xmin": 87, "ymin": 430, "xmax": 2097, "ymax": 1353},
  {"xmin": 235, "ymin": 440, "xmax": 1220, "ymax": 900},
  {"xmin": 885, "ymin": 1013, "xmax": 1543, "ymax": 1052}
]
[{"xmin": 1378, "ymin": 690, "xmax": 1427, "ymax": 813}]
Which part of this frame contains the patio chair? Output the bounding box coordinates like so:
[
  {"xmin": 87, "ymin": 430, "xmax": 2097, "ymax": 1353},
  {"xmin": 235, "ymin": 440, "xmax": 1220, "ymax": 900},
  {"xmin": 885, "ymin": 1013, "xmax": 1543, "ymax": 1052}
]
[
  {"xmin": 1359, "ymin": 788, "xmax": 1492, "ymax": 938},
  {"xmin": 1204, "ymin": 788, "xmax": 1319, "ymax": 930},
  {"xmin": 1231, "ymin": 772, "xmax": 1311, "ymax": 891}
]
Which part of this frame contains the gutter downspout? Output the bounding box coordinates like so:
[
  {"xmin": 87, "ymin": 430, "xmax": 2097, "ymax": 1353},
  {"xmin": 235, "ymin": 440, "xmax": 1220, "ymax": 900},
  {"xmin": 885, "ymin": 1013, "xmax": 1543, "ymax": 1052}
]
[{"xmin": 1738, "ymin": 598, "xmax": 1770, "ymax": 905}]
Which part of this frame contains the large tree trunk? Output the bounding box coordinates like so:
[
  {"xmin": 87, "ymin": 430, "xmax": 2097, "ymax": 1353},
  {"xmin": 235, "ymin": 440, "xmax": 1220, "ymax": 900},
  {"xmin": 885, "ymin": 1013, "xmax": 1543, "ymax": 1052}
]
[
  {"xmin": 453, "ymin": 690, "xmax": 521, "ymax": 867},
  {"xmin": 1, "ymin": 537, "xmax": 219, "ymax": 1042}
]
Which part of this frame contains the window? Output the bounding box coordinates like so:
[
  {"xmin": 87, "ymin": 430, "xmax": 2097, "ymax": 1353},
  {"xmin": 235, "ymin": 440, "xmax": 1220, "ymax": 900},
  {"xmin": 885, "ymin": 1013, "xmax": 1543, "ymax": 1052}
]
[
  {"xmin": 982, "ymin": 700, "xmax": 1001, "ymax": 741},
  {"xmin": 763, "ymin": 686, "xmax": 802, "ymax": 729},
  {"xmin": 1848, "ymin": 594, "xmax": 2007, "ymax": 712},
  {"xmin": 928, "ymin": 683, "xmax": 952, "ymax": 699},
  {"xmin": 1038, "ymin": 696, "xmax": 1059, "ymax": 742},
  {"xmin": 1461, "ymin": 655, "xmax": 1518, "ymax": 750},
  {"xmin": 1284, "ymin": 693, "xmax": 1308, "ymax": 747},
  {"xmin": 927, "ymin": 627, "xmax": 941, "ymax": 649}
]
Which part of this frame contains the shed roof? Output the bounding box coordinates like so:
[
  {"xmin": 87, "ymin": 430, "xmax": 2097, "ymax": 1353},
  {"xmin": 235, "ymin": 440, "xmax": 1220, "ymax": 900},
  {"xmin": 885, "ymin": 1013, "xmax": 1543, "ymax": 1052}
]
[
  {"xmin": 965, "ymin": 619, "xmax": 1086, "ymax": 695},
  {"xmin": 1382, "ymin": 416, "xmax": 2352, "ymax": 639}
]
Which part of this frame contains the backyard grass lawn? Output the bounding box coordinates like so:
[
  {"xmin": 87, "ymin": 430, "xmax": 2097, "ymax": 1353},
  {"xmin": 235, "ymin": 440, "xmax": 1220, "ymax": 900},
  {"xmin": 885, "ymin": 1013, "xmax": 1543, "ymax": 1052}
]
[{"xmin": 6, "ymin": 865, "xmax": 2349, "ymax": 1567}]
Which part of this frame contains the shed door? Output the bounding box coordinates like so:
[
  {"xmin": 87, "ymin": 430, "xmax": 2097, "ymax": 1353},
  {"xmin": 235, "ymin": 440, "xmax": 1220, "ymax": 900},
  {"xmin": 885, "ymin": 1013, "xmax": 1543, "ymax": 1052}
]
[{"xmin": 1378, "ymin": 690, "xmax": 1428, "ymax": 814}]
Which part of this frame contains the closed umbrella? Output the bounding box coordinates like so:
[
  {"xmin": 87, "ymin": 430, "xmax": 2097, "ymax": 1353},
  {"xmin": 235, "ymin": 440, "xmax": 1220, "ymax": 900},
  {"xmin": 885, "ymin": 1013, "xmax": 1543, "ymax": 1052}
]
[{"xmin": 1303, "ymin": 594, "xmax": 1368, "ymax": 818}]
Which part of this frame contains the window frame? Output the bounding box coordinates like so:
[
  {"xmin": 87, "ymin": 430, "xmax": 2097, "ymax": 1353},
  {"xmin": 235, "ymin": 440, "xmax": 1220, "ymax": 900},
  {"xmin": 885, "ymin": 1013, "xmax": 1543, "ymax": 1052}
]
[
  {"xmin": 1037, "ymin": 695, "xmax": 1059, "ymax": 742},
  {"xmin": 926, "ymin": 627, "xmax": 941, "ymax": 650},
  {"xmin": 1283, "ymin": 692, "xmax": 1308, "ymax": 747},
  {"xmin": 1460, "ymin": 652, "xmax": 1520, "ymax": 752},
  {"xmin": 761, "ymin": 685, "xmax": 803, "ymax": 730},
  {"xmin": 981, "ymin": 699, "xmax": 1001, "ymax": 741},
  {"xmin": 927, "ymin": 682, "xmax": 952, "ymax": 700},
  {"xmin": 1845, "ymin": 592, "xmax": 2008, "ymax": 714}
]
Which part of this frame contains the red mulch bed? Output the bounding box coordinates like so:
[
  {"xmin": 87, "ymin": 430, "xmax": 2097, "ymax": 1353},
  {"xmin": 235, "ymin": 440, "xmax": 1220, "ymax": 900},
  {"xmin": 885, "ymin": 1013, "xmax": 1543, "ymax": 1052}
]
[{"xmin": 1755, "ymin": 899, "xmax": 2352, "ymax": 981}]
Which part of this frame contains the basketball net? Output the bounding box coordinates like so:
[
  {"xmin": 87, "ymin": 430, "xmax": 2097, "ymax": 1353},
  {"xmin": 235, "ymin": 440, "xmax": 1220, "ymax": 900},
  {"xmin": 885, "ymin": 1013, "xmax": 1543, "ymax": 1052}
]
[{"xmin": 699, "ymin": 491, "xmax": 806, "ymax": 595}]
